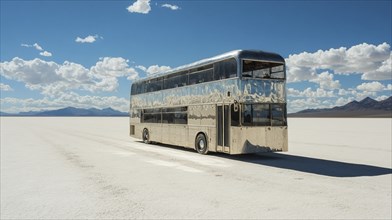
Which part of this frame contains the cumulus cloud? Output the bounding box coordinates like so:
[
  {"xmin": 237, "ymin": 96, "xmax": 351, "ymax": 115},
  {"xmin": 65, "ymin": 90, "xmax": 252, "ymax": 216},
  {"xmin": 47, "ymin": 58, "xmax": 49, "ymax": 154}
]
[
  {"xmin": 92, "ymin": 57, "xmax": 135, "ymax": 77},
  {"xmin": 335, "ymin": 97, "xmax": 355, "ymax": 106},
  {"xmin": 127, "ymin": 0, "xmax": 151, "ymax": 14},
  {"xmin": 135, "ymin": 64, "xmax": 171, "ymax": 75},
  {"xmin": 146, "ymin": 65, "xmax": 171, "ymax": 75},
  {"xmin": 21, "ymin": 43, "xmax": 52, "ymax": 57},
  {"xmin": 162, "ymin": 4, "xmax": 180, "ymax": 10},
  {"xmin": 337, "ymin": 88, "xmax": 377, "ymax": 101},
  {"xmin": 75, "ymin": 35, "xmax": 102, "ymax": 43},
  {"xmin": 356, "ymin": 81, "xmax": 386, "ymax": 92},
  {"xmin": 309, "ymin": 71, "xmax": 340, "ymax": 90},
  {"xmin": 0, "ymin": 57, "xmax": 139, "ymax": 97},
  {"xmin": 361, "ymin": 52, "xmax": 392, "ymax": 80},
  {"xmin": 282, "ymin": 43, "xmax": 391, "ymax": 112},
  {"xmin": 286, "ymin": 42, "xmax": 391, "ymax": 82},
  {"xmin": 0, "ymin": 83, "xmax": 13, "ymax": 91},
  {"xmin": 1, "ymin": 58, "xmax": 61, "ymax": 85}
]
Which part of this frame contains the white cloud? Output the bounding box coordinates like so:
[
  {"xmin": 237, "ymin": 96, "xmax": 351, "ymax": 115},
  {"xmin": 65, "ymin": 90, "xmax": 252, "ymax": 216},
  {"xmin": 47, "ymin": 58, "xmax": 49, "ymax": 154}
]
[
  {"xmin": 145, "ymin": 65, "xmax": 171, "ymax": 75},
  {"xmin": 361, "ymin": 52, "xmax": 392, "ymax": 80},
  {"xmin": 287, "ymin": 98, "xmax": 330, "ymax": 113},
  {"xmin": 0, "ymin": 83, "xmax": 13, "ymax": 91},
  {"xmin": 75, "ymin": 35, "xmax": 101, "ymax": 43},
  {"xmin": 0, "ymin": 57, "xmax": 61, "ymax": 85},
  {"xmin": 286, "ymin": 42, "xmax": 391, "ymax": 82},
  {"xmin": 288, "ymin": 94, "xmax": 383, "ymax": 113},
  {"xmin": 287, "ymin": 87, "xmax": 335, "ymax": 98},
  {"xmin": 162, "ymin": 4, "xmax": 180, "ymax": 10},
  {"xmin": 287, "ymin": 88, "xmax": 301, "ymax": 97},
  {"xmin": 287, "ymin": 82, "xmax": 389, "ymax": 112},
  {"xmin": 338, "ymin": 88, "xmax": 356, "ymax": 96},
  {"xmin": 354, "ymin": 91, "xmax": 378, "ymax": 101},
  {"xmin": 33, "ymin": 43, "xmax": 43, "ymax": 51},
  {"xmin": 21, "ymin": 43, "xmax": 43, "ymax": 51},
  {"xmin": 0, "ymin": 57, "xmax": 139, "ymax": 97},
  {"xmin": 127, "ymin": 0, "xmax": 151, "ymax": 14},
  {"xmin": 39, "ymin": 51, "xmax": 52, "ymax": 57},
  {"xmin": 283, "ymin": 43, "xmax": 391, "ymax": 112},
  {"xmin": 91, "ymin": 57, "xmax": 136, "ymax": 78},
  {"xmin": 309, "ymin": 71, "xmax": 340, "ymax": 90},
  {"xmin": 337, "ymin": 87, "xmax": 377, "ymax": 101},
  {"xmin": 135, "ymin": 64, "xmax": 171, "ymax": 75},
  {"xmin": 136, "ymin": 65, "xmax": 147, "ymax": 72},
  {"xmin": 356, "ymin": 81, "xmax": 385, "ymax": 92},
  {"xmin": 21, "ymin": 43, "xmax": 52, "ymax": 56},
  {"xmin": 335, "ymin": 97, "xmax": 355, "ymax": 106},
  {"xmin": 375, "ymin": 95, "xmax": 389, "ymax": 101}
]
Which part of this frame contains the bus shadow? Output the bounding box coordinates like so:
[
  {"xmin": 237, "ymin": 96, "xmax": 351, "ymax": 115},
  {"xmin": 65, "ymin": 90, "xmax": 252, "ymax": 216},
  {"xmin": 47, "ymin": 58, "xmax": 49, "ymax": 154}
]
[
  {"xmin": 136, "ymin": 141, "xmax": 391, "ymax": 177},
  {"xmin": 215, "ymin": 152, "xmax": 392, "ymax": 178}
]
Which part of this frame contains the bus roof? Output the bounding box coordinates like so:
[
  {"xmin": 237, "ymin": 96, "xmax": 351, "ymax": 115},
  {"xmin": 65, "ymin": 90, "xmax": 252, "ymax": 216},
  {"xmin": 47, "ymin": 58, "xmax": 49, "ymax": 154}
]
[{"xmin": 133, "ymin": 49, "xmax": 285, "ymax": 83}]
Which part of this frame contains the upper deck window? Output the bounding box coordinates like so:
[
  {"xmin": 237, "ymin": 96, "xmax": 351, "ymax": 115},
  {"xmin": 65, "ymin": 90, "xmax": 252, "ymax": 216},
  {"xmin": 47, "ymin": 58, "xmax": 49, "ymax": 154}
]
[
  {"xmin": 214, "ymin": 58, "xmax": 237, "ymax": 80},
  {"xmin": 189, "ymin": 65, "xmax": 214, "ymax": 85},
  {"xmin": 242, "ymin": 60, "xmax": 285, "ymax": 79},
  {"xmin": 164, "ymin": 71, "xmax": 188, "ymax": 89}
]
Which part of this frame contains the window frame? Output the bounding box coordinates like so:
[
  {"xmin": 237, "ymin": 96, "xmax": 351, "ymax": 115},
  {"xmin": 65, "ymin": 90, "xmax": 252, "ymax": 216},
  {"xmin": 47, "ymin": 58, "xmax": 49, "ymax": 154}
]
[
  {"xmin": 242, "ymin": 59, "xmax": 285, "ymax": 80},
  {"xmin": 240, "ymin": 103, "xmax": 286, "ymax": 127}
]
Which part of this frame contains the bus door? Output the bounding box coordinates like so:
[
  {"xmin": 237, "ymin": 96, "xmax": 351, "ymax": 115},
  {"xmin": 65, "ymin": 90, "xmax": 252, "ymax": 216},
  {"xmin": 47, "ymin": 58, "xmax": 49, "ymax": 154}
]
[{"xmin": 217, "ymin": 104, "xmax": 230, "ymax": 153}]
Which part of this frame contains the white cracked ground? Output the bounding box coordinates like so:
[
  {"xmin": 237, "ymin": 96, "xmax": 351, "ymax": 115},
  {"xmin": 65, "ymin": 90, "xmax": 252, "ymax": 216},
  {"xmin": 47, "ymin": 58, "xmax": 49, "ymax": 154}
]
[{"xmin": 1, "ymin": 117, "xmax": 391, "ymax": 219}]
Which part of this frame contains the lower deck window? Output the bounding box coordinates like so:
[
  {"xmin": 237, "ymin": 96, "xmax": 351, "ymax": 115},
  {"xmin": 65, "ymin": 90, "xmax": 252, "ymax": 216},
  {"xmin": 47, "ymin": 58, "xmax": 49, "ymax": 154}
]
[
  {"xmin": 241, "ymin": 103, "xmax": 286, "ymax": 126},
  {"xmin": 142, "ymin": 107, "xmax": 188, "ymax": 124},
  {"xmin": 271, "ymin": 104, "xmax": 285, "ymax": 126}
]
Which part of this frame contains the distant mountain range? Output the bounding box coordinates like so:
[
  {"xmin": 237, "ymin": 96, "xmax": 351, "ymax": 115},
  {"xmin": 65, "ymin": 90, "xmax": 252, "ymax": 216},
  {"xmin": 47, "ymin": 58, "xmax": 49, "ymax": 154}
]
[
  {"xmin": 0, "ymin": 107, "xmax": 128, "ymax": 117},
  {"xmin": 1, "ymin": 97, "xmax": 391, "ymax": 117},
  {"xmin": 289, "ymin": 96, "xmax": 392, "ymax": 118}
]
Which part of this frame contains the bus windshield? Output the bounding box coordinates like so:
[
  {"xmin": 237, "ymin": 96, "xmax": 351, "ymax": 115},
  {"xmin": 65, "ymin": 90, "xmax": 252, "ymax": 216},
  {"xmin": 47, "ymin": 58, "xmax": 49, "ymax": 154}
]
[{"xmin": 242, "ymin": 60, "xmax": 285, "ymax": 79}]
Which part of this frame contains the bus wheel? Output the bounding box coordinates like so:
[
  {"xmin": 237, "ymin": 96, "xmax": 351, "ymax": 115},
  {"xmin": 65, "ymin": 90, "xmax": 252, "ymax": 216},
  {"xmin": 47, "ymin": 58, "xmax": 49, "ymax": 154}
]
[
  {"xmin": 142, "ymin": 128, "xmax": 150, "ymax": 144},
  {"xmin": 195, "ymin": 133, "xmax": 208, "ymax": 154}
]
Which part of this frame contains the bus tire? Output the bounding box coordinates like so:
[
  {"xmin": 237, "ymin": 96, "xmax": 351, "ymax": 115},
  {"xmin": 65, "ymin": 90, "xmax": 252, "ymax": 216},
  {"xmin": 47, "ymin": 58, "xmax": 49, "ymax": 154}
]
[
  {"xmin": 195, "ymin": 133, "xmax": 208, "ymax": 154},
  {"xmin": 142, "ymin": 128, "xmax": 151, "ymax": 144}
]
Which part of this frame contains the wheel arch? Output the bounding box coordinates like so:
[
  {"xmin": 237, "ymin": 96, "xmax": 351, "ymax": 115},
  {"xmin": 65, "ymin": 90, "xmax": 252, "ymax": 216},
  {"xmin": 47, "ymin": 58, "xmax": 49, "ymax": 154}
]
[{"xmin": 195, "ymin": 131, "xmax": 208, "ymax": 146}]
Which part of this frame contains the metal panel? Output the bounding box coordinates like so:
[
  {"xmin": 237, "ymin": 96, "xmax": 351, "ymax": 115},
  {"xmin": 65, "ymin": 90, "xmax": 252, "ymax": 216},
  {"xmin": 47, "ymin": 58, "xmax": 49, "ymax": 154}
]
[{"xmin": 131, "ymin": 79, "xmax": 285, "ymax": 109}]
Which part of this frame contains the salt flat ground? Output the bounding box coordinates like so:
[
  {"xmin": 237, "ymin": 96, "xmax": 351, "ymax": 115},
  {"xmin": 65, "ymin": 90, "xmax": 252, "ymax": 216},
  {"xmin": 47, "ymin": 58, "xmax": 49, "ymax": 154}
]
[{"xmin": 1, "ymin": 117, "xmax": 391, "ymax": 219}]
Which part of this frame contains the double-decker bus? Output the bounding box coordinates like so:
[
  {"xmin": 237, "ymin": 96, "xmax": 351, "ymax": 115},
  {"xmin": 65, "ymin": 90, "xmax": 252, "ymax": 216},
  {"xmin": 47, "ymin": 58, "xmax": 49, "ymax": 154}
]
[{"xmin": 129, "ymin": 50, "xmax": 287, "ymax": 154}]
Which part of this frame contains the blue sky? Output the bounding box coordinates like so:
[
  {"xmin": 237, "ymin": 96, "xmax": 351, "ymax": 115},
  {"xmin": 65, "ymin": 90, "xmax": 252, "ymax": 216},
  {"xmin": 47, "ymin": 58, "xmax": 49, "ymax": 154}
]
[{"xmin": 1, "ymin": 0, "xmax": 391, "ymax": 113}]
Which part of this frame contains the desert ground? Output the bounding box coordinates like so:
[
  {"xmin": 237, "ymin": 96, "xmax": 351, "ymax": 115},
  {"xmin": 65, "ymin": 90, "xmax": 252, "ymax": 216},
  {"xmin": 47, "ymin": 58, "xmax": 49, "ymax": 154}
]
[{"xmin": 1, "ymin": 117, "xmax": 391, "ymax": 219}]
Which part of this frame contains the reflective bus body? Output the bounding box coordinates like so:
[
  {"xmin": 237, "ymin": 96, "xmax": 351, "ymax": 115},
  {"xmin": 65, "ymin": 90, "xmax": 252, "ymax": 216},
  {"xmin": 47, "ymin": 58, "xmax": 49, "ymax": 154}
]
[{"xmin": 130, "ymin": 50, "xmax": 287, "ymax": 154}]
